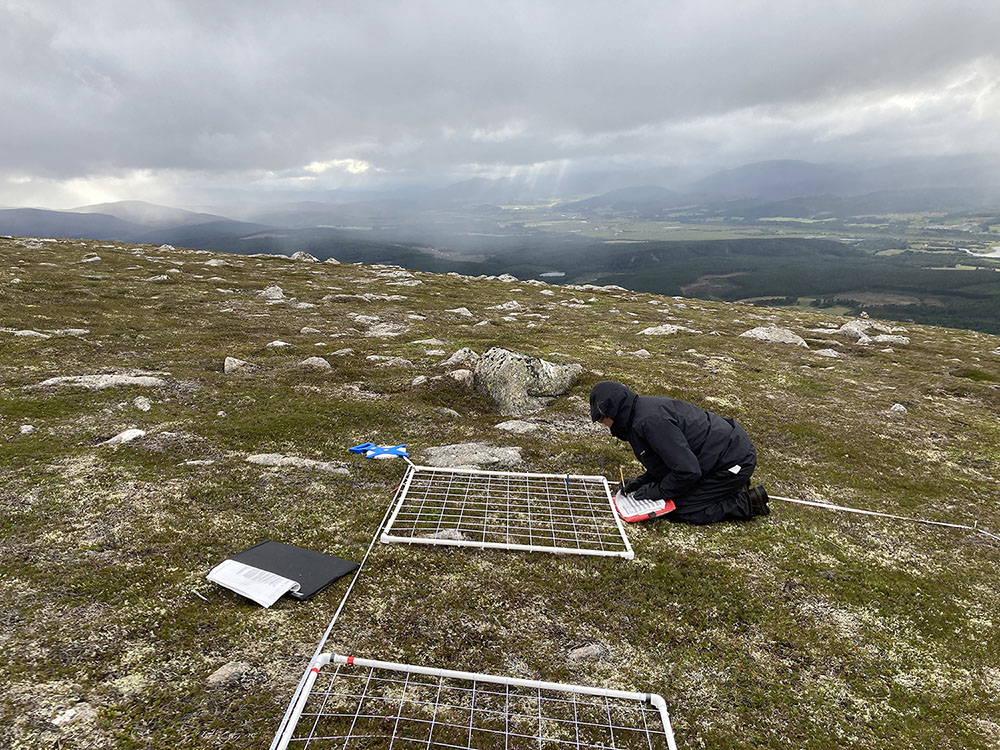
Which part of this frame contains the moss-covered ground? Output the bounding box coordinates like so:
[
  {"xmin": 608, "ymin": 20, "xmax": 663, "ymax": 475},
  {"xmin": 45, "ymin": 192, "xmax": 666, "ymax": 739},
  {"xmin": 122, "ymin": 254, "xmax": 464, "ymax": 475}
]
[{"xmin": 1, "ymin": 237, "xmax": 998, "ymax": 748}]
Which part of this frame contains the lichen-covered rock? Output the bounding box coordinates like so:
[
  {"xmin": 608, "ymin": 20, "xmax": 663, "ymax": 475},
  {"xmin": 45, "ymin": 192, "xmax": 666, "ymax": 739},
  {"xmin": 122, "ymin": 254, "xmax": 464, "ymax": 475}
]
[
  {"xmin": 297, "ymin": 356, "xmax": 332, "ymax": 369},
  {"xmin": 206, "ymin": 661, "xmax": 253, "ymax": 688},
  {"xmin": 423, "ymin": 442, "xmax": 522, "ymax": 469},
  {"xmin": 494, "ymin": 419, "xmax": 538, "ymax": 434},
  {"xmin": 289, "ymin": 251, "xmax": 318, "ymax": 262},
  {"xmin": 258, "ymin": 285, "xmax": 285, "ymax": 300},
  {"xmin": 13, "ymin": 329, "xmax": 50, "ymax": 338},
  {"xmin": 815, "ymin": 348, "xmax": 845, "ymax": 358},
  {"xmin": 52, "ymin": 701, "xmax": 98, "ymax": 727},
  {"xmin": 365, "ymin": 323, "xmax": 410, "ymax": 338},
  {"xmin": 422, "ymin": 528, "xmax": 468, "ymax": 541},
  {"xmin": 448, "ymin": 368, "xmax": 474, "ymax": 386},
  {"xmin": 366, "ymin": 355, "xmax": 413, "ymax": 367},
  {"xmin": 872, "ymin": 334, "xmax": 910, "ymax": 345},
  {"xmin": 837, "ymin": 319, "xmax": 906, "ymax": 339},
  {"xmin": 739, "ymin": 326, "xmax": 809, "ymax": 348},
  {"xmin": 441, "ymin": 347, "xmax": 479, "ymax": 368},
  {"xmin": 224, "ymin": 357, "xmax": 264, "ymax": 374},
  {"xmin": 473, "ymin": 347, "xmax": 582, "ymax": 415},
  {"xmin": 567, "ymin": 642, "xmax": 610, "ymax": 664},
  {"xmin": 100, "ymin": 428, "xmax": 146, "ymax": 446},
  {"xmin": 638, "ymin": 324, "xmax": 700, "ymax": 336},
  {"xmin": 33, "ymin": 374, "xmax": 167, "ymax": 389},
  {"xmin": 488, "ymin": 300, "xmax": 522, "ymax": 311}
]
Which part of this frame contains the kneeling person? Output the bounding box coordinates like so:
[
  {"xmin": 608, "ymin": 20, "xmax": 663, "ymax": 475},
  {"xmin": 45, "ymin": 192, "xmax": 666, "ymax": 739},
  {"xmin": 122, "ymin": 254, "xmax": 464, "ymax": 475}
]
[{"xmin": 590, "ymin": 381, "xmax": 769, "ymax": 524}]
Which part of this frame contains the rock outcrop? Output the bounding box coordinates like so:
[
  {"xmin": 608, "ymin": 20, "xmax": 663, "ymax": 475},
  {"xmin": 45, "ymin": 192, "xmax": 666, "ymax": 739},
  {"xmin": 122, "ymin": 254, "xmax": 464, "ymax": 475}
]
[
  {"xmin": 297, "ymin": 356, "xmax": 332, "ymax": 369},
  {"xmin": 258, "ymin": 285, "xmax": 285, "ymax": 300},
  {"xmin": 206, "ymin": 661, "xmax": 253, "ymax": 687},
  {"xmin": 739, "ymin": 326, "xmax": 809, "ymax": 348},
  {"xmin": 441, "ymin": 347, "xmax": 479, "ymax": 368},
  {"xmin": 494, "ymin": 419, "xmax": 538, "ymax": 434},
  {"xmin": 423, "ymin": 442, "xmax": 522, "ymax": 469},
  {"xmin": 473, "ymin": 347, "xmax": 582, "ymax": 415},
  {"xmin": 638, "ymin": 323, "xmax": 701, "ymax": 336},
  {"xmin": 224, "ymin": 357, "xmax": 264, "ymax": 374},
  {"xmin": 33, "ymin": 374, "xmax": 167, "ymax": 389},
  {"xmin": 100, "ymin": 428, "xmax": 146, "ymax": 446}
]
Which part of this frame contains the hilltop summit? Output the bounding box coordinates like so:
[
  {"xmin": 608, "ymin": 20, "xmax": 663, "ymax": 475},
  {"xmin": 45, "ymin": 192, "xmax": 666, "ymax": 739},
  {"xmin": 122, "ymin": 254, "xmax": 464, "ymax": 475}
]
[{"xmin": 1, "ymin": 236, "xmax": 998, "ymax": 748}]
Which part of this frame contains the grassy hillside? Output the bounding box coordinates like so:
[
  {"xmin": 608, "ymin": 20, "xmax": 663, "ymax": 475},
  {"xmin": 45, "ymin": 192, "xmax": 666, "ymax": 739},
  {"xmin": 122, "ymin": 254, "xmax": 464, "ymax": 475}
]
[{"xmin": 1, "ymin": 236, "xmax": 999, "ymax": 749}]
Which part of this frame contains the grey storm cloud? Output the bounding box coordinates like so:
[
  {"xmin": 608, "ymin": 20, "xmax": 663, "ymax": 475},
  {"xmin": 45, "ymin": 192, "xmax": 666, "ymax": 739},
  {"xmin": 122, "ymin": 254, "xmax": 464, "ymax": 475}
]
[{"xmin": 2, "ymin": 0, "xmax": 1000, "ymax": 199}]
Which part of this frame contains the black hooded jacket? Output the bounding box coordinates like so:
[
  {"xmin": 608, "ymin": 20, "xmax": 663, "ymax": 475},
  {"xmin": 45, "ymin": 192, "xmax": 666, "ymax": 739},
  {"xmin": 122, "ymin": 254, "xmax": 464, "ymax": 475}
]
[{"xmin": 590, "ymin": 381, "xmax": 754, "ymax": 501}]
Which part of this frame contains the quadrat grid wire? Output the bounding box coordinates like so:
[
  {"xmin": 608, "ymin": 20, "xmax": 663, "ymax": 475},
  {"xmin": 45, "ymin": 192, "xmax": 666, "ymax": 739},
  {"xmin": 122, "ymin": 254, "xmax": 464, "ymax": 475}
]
[
  {"xmin": 279, "ymin": 655, "xmax": 676, "ymax": 750},
  {"xmin": 382, "ymin": 465, "xmax": 633, "ymax": 559}
]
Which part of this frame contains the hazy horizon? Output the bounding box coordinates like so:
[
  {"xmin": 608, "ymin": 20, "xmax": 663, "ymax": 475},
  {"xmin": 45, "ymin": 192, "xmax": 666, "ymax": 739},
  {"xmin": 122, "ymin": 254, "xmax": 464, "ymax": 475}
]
[{"xmin": 3, "ymin": 1, "xmax": 1000, "ymax": 208}]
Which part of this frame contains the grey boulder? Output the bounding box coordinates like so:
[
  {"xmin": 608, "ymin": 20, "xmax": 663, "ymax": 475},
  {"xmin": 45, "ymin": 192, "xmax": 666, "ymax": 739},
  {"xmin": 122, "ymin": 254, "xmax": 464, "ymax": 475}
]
[
  {"xmin": 224, "ymin": 357, "xmax": 265, "ymax": 374},
  {"xmin": 423, "ymin": 442, "xmax": 522, "ymax": 469},
  {"xmin": 473, "ymin": 347, "xmax": 582, "ymax": 415},
  {"xmin": 33, "ymin": 374, "xmax": 167, "ymax": 389},
  {"xmin": 739, "ymin": 326, "xmax": 809, "ymax": 348}
]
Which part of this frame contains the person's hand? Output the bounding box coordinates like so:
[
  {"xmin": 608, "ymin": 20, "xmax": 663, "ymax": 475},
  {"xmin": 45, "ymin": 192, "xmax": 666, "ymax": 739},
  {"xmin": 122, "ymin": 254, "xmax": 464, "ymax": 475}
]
[
  {"xmin": 617, "ymin": 478, "xmax": 643, "ymax": 494},
  {"xmin": 624, "ymin": 478, "xmax": 644, "ymax": 493}
]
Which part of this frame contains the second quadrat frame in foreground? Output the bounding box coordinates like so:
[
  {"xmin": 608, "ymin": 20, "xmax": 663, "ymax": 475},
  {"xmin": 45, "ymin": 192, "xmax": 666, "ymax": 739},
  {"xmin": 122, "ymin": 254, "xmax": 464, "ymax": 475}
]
[
  {"xmin": 381, "ymin": 464, "xmax": 634, "ymax": 559},
  {"xmin": 277, "ymin": 653, "xmax": 677, "ymax": 750}
]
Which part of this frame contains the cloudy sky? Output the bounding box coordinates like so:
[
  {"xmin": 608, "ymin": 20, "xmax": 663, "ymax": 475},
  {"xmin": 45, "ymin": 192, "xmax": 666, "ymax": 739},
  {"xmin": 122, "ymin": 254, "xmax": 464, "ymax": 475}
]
[{"xmin": 3, "ymin": 0, "xmax": 1000, "ymax": 207}]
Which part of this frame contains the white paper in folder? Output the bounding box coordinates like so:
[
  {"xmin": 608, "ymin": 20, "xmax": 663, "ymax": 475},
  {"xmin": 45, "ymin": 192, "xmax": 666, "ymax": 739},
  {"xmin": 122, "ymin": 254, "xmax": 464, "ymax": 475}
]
[{"xmin": 207, "ymin": 559, "xmax": 301, "ymax": 607}]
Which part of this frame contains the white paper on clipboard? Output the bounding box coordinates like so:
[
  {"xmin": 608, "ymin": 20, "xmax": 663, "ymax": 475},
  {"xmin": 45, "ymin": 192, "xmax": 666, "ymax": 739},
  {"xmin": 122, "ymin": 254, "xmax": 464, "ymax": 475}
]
[{"xmin": 207, "ymin": 559, "xmax": 301, "ymax": 607}]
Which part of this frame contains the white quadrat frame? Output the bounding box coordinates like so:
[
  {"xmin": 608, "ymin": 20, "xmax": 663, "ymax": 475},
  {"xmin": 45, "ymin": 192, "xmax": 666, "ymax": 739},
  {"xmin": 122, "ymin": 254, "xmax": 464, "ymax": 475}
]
[
  {"xmin": 382, "ymin": 464, "xmax": 634, "ymax": 559},
  {"xmin": 277, "ymin": 653, "xmax": 678, "ymax": 750}
]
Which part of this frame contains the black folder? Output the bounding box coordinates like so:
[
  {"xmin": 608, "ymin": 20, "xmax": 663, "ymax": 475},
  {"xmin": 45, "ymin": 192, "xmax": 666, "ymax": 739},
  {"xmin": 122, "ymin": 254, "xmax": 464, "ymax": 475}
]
[{"xmin": 229, "ymin": 540, "xmax": 359, "ymax": 601}]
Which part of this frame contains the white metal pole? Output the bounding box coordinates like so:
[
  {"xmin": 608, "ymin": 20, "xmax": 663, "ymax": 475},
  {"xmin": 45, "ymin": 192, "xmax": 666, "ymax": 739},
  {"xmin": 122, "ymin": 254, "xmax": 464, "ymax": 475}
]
[
  {"xmin": 649, "ymin": 694, "xmax": 679, "ymax": 750},
  {"xmin": 274, "ymin": 654, "xmax": 332, "ymax": 750},
  {"xmin": 330, "ymin": 654, "xmax": 660, "ymax": 706},
  {"xmin": 269, "ymin": 477, "xmax": 409, "ymax": 750},
  {"xmin": 380, "ymin": 462, "xmax": 418, "ymax": 544},
  {"xmin": 771, "ymin": 494, "xmax": 999, "ymax": 540},
  {"xmin": 601, "ymin": 476, "xmax": 635, "ymax": 560},
  {"xmin": 380, "ymin": 532, "xmax": 633, "ymax": 558},
  {"xmin": 412, "ymin": 464, "xmax": 608, "ymax": 482}
]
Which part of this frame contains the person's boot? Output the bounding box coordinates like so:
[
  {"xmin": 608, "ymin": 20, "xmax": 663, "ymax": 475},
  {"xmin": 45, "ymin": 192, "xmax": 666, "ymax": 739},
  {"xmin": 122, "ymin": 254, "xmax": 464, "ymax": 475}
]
[{"xmin": 748, "ymin": 485, "xmax": 770, "ymax": 516}]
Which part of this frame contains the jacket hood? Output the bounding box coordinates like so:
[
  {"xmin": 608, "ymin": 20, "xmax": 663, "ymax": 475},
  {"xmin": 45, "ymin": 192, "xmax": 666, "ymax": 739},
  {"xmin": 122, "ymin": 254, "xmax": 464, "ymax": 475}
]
[{"xmin": 589, "ymin": 381, "xmax": 638, "ymax": 440}]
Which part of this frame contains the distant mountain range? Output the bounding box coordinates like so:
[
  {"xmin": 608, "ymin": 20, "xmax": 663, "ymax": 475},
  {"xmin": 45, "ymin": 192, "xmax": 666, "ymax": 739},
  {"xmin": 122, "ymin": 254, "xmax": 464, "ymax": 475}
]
[
  {"xmin": 0, "ymin": 203, "xmax": 267, "ymax": 245},
  {"xmin": 3, "ymin": 156, "xmax": 1000, "ymax": 252},
  {"xmin": 71, "ymin": 200, "xmax": 229, "ymax": 228}
]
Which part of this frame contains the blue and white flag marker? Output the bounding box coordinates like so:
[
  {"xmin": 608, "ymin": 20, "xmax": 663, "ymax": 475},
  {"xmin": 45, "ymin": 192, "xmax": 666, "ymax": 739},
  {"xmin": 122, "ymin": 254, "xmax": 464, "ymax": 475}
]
[{"xmin": 348, "ymin": 442, "xmax": 411, "ymax": 460}]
